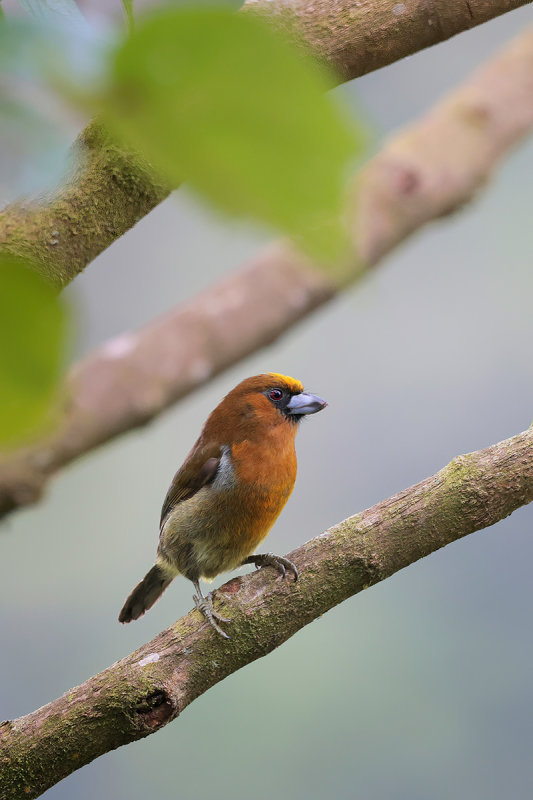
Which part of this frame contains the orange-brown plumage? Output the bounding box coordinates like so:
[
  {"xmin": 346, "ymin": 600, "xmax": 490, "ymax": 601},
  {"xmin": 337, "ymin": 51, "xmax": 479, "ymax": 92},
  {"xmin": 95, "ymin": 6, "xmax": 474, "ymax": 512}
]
[{"xmin": 119, "ymin": 373, "xmax": 326, "ymax": 636}]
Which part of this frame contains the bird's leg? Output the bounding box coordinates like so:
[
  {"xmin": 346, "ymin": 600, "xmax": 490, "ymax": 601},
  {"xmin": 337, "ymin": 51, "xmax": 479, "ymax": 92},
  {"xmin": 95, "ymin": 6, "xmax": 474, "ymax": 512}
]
[
  {"xmin": 243, "ymin": 553, "xmax": 298, "ymax": 582},
  {"xmin": 192, "ymin": 579, "xmax": 231, "ymax": 639}
]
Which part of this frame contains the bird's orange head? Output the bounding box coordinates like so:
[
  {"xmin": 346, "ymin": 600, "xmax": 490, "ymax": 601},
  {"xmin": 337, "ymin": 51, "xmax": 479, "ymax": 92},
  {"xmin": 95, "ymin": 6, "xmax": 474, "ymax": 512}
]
[{"xmin": 201, "ymin": 373, "xmax": 327, "ymax": 445}]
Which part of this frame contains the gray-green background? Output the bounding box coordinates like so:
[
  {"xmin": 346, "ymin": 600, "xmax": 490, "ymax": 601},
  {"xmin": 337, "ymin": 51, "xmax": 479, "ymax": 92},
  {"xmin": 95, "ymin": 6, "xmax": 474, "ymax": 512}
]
[{"xmin": 1, "ymin": 4, "xmax": 533, "ymax": 799}]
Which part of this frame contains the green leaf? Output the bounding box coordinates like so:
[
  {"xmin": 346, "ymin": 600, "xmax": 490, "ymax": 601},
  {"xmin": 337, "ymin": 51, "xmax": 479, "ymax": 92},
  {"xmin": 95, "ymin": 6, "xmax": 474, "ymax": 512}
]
[
  {"xmin": 0, "ymin": 257, "xmax": 68, "ymax": 447},
  {"xmin": 121, "ymin": 0, "xmax": 134, "ymax": 34},
  {"xmin": 107, "ymin": 7, "xmax": 365, "ymax": 260}
]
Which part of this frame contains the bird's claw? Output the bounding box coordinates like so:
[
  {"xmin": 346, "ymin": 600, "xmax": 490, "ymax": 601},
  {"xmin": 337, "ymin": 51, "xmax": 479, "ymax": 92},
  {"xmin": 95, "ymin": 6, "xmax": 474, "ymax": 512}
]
[
  {"xmin": 205, "ymin": 591, "xmax": 232, "ymax": 623},
  {"xmin": 193, "ymin": 593, "xmax": 231, "ymax": 639},
  {"xmin": 248, "ymin": 552, "xmax": 298, "ymax": 582}
]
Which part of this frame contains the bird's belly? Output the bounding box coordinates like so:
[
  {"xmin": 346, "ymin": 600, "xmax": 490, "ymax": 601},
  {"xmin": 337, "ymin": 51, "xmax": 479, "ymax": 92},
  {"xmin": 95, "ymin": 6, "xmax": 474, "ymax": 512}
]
[{"xmin": 159, "ymin": 484, "xmax": 292, "ymax": 580}]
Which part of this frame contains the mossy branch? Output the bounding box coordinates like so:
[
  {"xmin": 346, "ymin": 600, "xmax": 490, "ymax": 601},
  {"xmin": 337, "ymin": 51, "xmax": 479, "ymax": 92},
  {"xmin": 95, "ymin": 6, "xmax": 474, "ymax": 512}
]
[
  {"xmin": 0, "ymin": 0, "xmax": 530, "ymax": 286},
  {"xmin": 2, "ymin": 425, "xmax": 532, "ymax": 799},
  {"xmin": 0, "ymin": 121, "xmax": 169, "ymax": 288},
  {"xmin": 1, "ymin": 29, "xmax": 532, "ymax": 518}
]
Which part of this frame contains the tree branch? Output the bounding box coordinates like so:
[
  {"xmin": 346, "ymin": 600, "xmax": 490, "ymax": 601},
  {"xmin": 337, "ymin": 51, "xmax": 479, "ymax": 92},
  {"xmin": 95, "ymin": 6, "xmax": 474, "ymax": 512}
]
[
  {"xmin": 0, "ymin": 0, "xmax": 529, "ymax": 286},
  {"xmin": 1, "ymin": 29, "xmax": 532, "ymax": 518},
  {"xmin": 2, "ymin": 424, "xmax": 532, "ymax": 799},
  {"xmin": 0, "ymin": 121, "xmax": 169, "ymax": 287},
  {"xmin": 245, "ymin": 0, "xmax": 532, "ymax": 81}
]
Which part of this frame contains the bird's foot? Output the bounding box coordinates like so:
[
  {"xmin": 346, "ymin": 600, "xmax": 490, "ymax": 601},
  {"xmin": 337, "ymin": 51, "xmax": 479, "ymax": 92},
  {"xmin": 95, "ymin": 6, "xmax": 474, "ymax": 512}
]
[
  {"xmin": 193, "ymin": 592, "xmax": 231, "ymax": 639},
  {"xmin": 244, "ymin": 552, "xmax": 298, "ymax": 582}
]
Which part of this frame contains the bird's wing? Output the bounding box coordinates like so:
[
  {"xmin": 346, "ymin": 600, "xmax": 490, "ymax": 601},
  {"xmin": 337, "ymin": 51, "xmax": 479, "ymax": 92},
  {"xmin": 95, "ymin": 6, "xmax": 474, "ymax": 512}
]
[{"xmin": 159, "ymin": 453, "xmax": 220, "ymax": 528}]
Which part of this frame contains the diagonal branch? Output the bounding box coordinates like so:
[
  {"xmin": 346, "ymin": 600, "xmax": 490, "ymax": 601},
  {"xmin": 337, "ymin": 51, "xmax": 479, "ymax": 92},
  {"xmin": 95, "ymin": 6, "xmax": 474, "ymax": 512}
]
[
  {"xmin": 0, "ymin": 0, "xmax": 529, "ymax": 285},
  {"xmin": 1, "ymin": 29, "xmax": 532, "ymax": 518},
  {"xmin": 1, "ymin": 424, "xmax": 532, "ymax": 799},
  {"xmin": 0, "ymin": 121, "xmax": 170, "ymax": 287},
  {"xmin": 245, "ymin": 0, "xmax": 532, "ymax": 81}
]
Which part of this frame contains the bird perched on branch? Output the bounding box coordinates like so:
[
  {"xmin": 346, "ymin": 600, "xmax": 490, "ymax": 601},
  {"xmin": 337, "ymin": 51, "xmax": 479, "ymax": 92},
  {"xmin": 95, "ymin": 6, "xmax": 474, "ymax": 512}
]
[{"xmin": 118, "ymin": 373, "xmax": 326, "ymax": 637}]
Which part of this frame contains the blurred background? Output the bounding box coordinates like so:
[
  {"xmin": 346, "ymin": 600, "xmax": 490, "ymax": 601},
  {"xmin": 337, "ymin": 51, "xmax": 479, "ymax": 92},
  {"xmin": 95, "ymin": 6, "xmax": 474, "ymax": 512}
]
[{"xmin": 1, "ymin": 3, "xmax": 533, "ymax": 799}]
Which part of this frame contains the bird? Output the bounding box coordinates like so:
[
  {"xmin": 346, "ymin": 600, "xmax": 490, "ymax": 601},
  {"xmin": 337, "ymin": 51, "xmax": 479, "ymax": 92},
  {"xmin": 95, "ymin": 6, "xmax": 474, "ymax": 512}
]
[{"xmin": 118, "ymin": 373, "xmax": 327, "ymax": 637}]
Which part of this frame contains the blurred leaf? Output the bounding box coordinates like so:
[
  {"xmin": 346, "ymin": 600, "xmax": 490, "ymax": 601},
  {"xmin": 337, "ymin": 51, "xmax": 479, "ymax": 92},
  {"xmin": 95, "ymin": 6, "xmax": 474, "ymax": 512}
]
[
  {"xmin": 107, "ymin": 7, "xmax": 365, "ymax": 260},
  {"xmin": 0, "ymin": 257, "xmax": 67, "ymax": 447},
  {"xmin": 121, "ymin": 0, "xmax": 134, "ymax": 34},
  {"xmin": 16, "ymin": 0, "xmax": 89, "ymax": 33}
]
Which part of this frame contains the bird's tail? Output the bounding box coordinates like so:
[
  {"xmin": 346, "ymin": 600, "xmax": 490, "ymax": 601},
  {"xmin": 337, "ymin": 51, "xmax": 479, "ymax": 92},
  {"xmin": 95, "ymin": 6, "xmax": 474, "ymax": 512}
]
[{"xmin": 119, "ymin": 564, "xmax": 174, "ymax": 623}]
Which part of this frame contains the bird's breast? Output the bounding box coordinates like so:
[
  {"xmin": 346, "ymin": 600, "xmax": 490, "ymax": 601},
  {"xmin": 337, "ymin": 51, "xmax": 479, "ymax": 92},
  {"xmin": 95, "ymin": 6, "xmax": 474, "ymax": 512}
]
[
  {"xmin": 160, "ymin": 434, "xmax": 297, "ymax": 578},
  {"xmin": 230, "ymin": 428, "xmax": 297, "ymax": 489},
  {"xmin": 216, "ymin": 436, "xmax": 297, "ymax": 529}
]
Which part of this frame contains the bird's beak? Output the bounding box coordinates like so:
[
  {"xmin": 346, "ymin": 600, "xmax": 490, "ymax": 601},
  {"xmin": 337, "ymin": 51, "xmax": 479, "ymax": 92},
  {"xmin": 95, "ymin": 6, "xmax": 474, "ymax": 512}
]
[{"xmin": 286, "ymin": 392, "xmax": 327, "ymax": 416}]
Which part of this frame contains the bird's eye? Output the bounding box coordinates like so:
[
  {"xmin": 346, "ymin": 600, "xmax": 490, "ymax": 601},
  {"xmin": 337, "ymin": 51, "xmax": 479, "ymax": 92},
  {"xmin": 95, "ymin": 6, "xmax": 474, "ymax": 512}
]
[{"xmin": 269, "ymin": 388, "xmax": 283, "ymax": 401}]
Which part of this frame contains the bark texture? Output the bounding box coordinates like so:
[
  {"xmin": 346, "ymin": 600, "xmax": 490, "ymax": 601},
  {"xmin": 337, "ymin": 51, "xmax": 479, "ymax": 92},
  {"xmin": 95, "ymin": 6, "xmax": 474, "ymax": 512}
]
[
  {"xmin": 0, "ymin": 0, "xmax": 530, "ymax": 285},
  {"xmin": 2, "ymin": 425, "xmax": 532, "ymax": 799},
  {"xmin": 1, "ymin": 29, "xmax": 532, "ymax": 517},
  {"xmin": 246, "ymin": 0, "xmax": 532, "ymax": 80}
]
